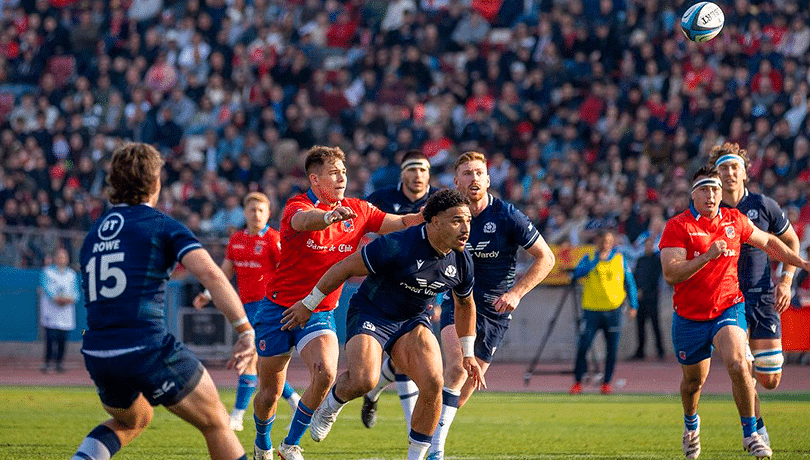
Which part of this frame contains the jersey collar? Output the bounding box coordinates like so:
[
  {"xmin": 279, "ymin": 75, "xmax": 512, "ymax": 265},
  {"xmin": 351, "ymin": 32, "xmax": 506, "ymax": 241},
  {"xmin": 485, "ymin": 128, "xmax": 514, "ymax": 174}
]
[
  {"xmin": 689, "ymin": 202, "xmax": 722, "ymax": 221},
  {"xmin": 306, "ymin": 189, "xmax": 342, "ymax": 208}
]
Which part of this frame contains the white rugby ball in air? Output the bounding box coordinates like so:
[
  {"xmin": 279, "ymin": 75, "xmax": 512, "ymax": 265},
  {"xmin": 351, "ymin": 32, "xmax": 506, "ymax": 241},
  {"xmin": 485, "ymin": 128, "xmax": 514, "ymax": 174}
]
[{"xmin": 681, "ymin": 2, "xmax": 724, "ymax": 43}]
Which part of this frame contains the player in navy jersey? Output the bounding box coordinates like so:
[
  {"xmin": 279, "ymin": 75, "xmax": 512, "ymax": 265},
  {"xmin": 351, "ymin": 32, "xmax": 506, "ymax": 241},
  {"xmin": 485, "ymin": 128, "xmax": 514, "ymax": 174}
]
[
  {"xmin": 70, "ymin": 143, "xmax": 255, "ymax": 460},
  {"xmin": 426, "ymin": 151, "xmax": 555, "ymax": 460},
  {"xmin": 366, "ymin": 150, "xmax": 437, "ymax": 214},
  {"xmin": 710, "ymin": 142, "xmax": 800, "ymax": 447},
  {"xmin": 362, "ymin": 150, "xmax": 437, "ymax": 432},
  {"xmin": 281, "ymin": 189, "xmax": 485, "ymax": 460},
  {"xmin": 192, "ymin": 191, "xmax": 301, "ymax": 432}
]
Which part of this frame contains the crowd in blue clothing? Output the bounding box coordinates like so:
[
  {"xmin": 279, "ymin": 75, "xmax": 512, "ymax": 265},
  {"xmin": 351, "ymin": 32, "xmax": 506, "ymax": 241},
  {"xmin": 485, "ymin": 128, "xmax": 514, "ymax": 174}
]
[{"xmin": 2, "ymin": 0, "xmax": 810, "ymax": 268}]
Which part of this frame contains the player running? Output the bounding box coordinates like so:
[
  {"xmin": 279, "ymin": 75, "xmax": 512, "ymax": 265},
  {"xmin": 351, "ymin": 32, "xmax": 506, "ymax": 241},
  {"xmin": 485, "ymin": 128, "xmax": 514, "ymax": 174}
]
[
  {"xmin": 425, "ymin": 151, "xmax": 554, "ymax": 459},
  {"xmin": 192, "ymin": 192, "xmax": 301, "ymax": 432},
  {"xmin": 659, "ymin": 165, "xmax": 810, "ymax": 459},
  {"xmin": 251, "ymin": 146, "xmax": 423, "ymax": 460},
  {"xmin": 284, "ymin": 188, "xmax": 485, "ymax": 460},
  {"xmin": 71, "ymin": 143, "xmax": 254, "ymax": 460},
  {"xmin": 363, "ymin": 150, "xmax": 437, "ymax": 431},
  {"xmin": 710, "ymin": 142, "xmax": 799, "ymax": 446}
]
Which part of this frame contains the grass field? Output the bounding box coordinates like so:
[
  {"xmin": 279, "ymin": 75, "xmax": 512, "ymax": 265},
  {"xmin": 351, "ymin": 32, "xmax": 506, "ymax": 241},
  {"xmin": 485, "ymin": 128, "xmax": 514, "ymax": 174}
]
[{"xmin": 2, "ymin": 386, "xmax": 809, "ymax": 460}]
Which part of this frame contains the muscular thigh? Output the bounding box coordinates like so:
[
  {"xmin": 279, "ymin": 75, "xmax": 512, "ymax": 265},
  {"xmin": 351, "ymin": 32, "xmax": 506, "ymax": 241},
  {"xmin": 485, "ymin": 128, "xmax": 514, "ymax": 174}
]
[{"xmin": 391, "ymin": 325, "xmax": 443, "ymax": 384}]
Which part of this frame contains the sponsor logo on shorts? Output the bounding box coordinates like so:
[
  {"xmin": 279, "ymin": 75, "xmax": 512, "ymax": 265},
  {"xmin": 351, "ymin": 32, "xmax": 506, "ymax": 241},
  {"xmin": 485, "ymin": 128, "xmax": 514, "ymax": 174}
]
[
  {"xmin": 679, "ymin": 350, "xmax": 687, "ymax": 361},
  {"xmin": 259, "ymin": 340, "xmax": 266, "ymax": 351},
  {"xmin": 153, "ymin": 380, "xmax": 176, "ymax": 399},
  {"xmin": 771, "ymin": 324, "xmax": 777, "ymax": 333},
  {"xmin": 362, "ymin": 321, "xmax": 376, "ymax": 332}
]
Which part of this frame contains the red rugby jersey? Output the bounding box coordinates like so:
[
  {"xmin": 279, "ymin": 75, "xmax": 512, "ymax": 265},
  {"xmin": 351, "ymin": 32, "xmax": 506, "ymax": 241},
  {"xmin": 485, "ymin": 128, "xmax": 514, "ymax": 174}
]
[
  {"xmin": 267, "ymin": 190, "xmax": 386, "ymax": 311},
  {"xmin": 659, "ymin": 205, "xmax": 753, "ymax": 321},
  {"xmin": 226, "ymin": 226, "xmax": 281, "ymax": 304}
]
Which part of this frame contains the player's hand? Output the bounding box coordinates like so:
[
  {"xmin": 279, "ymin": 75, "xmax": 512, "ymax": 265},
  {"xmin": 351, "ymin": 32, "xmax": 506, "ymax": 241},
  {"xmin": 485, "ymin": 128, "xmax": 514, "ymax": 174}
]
[
  {"xmin": 192, "ymin": 293, "xmax": 210, "ymax": 310},
  {"xmin": 281, "ymin": 302, "xmax": 313, "ymax": 330},
  {"xmin": 774, "ymin": 279, "xmax": 792, "ymax": 313},
  {"xmin": 326, "ymin": 206, "xmax": 357, "ymax": 224},
  {"xmin": 463, "ymin": 356, "xmax": 486, "ymax": 390},
  {"xmin": 493, "ymin": 291, "xmax": 521, "ymax": 313},
  {"xmin": 628, "ymin": 308, "xmax": 637, "ymax": 319},
  {"xmin": 227, "ymin": 331, "xmax": 256, "ymax": 375},
  {"xmin": 706, "ymin": 240, "xmax": 727, "ymax": 259}
]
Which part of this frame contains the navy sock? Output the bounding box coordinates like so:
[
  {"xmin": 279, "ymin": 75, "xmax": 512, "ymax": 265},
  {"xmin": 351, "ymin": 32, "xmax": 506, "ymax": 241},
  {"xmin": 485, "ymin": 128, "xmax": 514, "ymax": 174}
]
[
  {"xmin": 684, "ymin": 413, "xmax": 699, "ymax": 431},
  {"xmin": 254, "ymin": 414, "xmax": 275, "ymax": 451},
  {"xmin": 331, "ymin": 385, "xmax": 347, "ymax": 405},
  {"xmin": 71, "ymin": 425, "xmax": 122, "ymax": 460},
  {"xmin": 741, "ymin": 416, "xmax": 757, "ymax": 438},
  {"xmin": 282, "ymin": 381, "xmax": 295, "ymax": 399},
  {"xmin": 442, "ymin": 388, "xmax": 460, "ymax": 408},
  {"xmin": 234, "ymin": 374, "xmax": 257, "ymax": 411},
  {"xmin": 757, "ymin": 417, "xmax": 765, "ymax": 430},
  {"xmin": 283, "ymin": 401, "xmax": 314, "ymax": 446},
  {"xmin": 409, "ymin": 429, "xmax": 432, "ymax": 445}
]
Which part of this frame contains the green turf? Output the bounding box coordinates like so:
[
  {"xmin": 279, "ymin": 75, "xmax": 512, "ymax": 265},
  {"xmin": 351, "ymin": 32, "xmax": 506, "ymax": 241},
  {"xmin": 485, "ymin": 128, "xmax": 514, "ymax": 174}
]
[{"xmin": 2, "ymin": 386, "xmax": 809, "ymax": 459}]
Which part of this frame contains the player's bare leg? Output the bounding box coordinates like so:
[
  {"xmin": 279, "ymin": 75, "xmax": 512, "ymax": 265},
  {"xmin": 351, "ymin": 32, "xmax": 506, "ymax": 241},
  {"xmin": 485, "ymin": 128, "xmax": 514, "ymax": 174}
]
[
  {"xmin": 167, "ymin": 369, "xmax": 246, "ymax": 460},
  {"xmin": 427, "ymin": 324, "xmax": 489, "ymax": 459},
  {"xmin": 253, "ymin": 355, "xmax": 291, "ymax": 459},
  {"xmin": 70, "ymin": 394, "xmax": 153, "ymax": 460},
  {"xmin": 392, "ymin": 325, "xmax": 444, "ymax": 460},
  {"xmin": 311, "ymin": 334, "xmax": 382, "ymax": 442},
  {"xmin": 715, "ymin": 326, "xmax": 771, "ymax": 458},
  {"xmin": 679, "ymin": 358, "xmax": 709, "ymax": 459}
]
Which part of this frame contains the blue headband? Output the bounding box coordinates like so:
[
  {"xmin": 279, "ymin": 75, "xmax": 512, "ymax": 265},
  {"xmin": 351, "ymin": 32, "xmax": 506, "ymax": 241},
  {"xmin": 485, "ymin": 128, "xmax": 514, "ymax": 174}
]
[
  {"xmin": 714, "ymin": 154, "xmax": 745, "ymax": 168},
  {"xmin": 692, "ymin": 177, "xmax": 722, "ymax": 191}
]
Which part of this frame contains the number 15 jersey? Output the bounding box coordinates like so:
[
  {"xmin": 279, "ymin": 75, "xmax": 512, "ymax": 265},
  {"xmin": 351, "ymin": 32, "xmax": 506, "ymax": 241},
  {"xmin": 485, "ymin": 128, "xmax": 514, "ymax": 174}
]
[{"xmin": 80, "ymin": 204, "xmax": 202, "ymax": 350}]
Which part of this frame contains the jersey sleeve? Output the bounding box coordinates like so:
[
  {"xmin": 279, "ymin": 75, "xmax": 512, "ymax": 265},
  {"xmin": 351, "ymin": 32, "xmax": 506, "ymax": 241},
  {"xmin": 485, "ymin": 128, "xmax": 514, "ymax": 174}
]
[
  {"xmin": 659, "ymin": 218, "xmax": 687, "ymax": 250},
  {"xmin": 226, "ymin": 233, "xmax": 237, "ymax": 261},
  {"xmin": 507, "ymin": 204, "xmax": 541, "ymax": 249},
  {"xmin": 452, "ymin": 250, "xmax": 475, "ymax": 298},
  {"xmin": 281, "ymin": 196, "xmax": 314, "ymax": 231},
  {"xmin": 357, "ymin": 199, "xmax": 386, "ymax": 234},
  {"xmin": 762, "ymin": 195, "xmax": 791, "ymax": 236},
  {"xmin": 165, "ymin": 217, "xmax": 203, "ymax": 262},
  {"xmin": 267, "ymin": 229, "xmax": 281, "ymax": 270},
  {"xmin": 360, "ymin": 233, "xmax": 400, "ymax": 275}
]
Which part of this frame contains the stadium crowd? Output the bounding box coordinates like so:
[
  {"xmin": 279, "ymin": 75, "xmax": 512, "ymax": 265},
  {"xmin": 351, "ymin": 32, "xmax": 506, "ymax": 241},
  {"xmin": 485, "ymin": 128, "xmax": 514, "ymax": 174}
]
[{"xmin": 2, "ymin": 0, "xmax": 810, "ymax": 268}]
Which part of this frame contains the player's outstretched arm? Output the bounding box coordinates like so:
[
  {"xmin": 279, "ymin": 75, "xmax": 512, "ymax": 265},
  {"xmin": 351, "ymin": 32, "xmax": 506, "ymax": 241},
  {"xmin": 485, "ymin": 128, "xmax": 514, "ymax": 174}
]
[
  {"xmin": 775, "ymin": 225, "xmax": 801, "ymax": 313},
  {"xmin": 660, "ymin": 244, "xmax": 724, "ymax": 285},
  {"xmin": 746, "ymin": 224, "xmax": 810, "ymax": 276},
  {"xmin": 377, "ymin": 211, "xmax": 424, "ymax": 235},
  {"xmin": 192, "ymin": 258, "xmax": 235, "ymax": 309},
  {"xmin": 452, "ymin": 292, "xmax": 486, "ymax": 390},
  {"xmin": 494, "ymin": 236, "xmax": 555, "ymax": 313},
  {"xmin": 181, "ymin": 248, "xmax": 255, "ymax": 374},
  {"xmin": 291, "ymin": 206, "xmax": 358, "ymax": 232},
  {"xmin": 281, "ymin": 251, "xmax": 371, "ymax": 330}
]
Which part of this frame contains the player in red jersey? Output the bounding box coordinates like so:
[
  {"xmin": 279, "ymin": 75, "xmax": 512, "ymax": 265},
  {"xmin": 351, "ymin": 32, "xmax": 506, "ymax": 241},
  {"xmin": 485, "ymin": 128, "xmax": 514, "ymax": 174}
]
[
  {"xmin": 659, "ymin": 166, "xmax": 810, "ymax": 460},
  {"xmin": 193, "ymin": 192, "xmax": 301, "ymax": 432},
  {"xmin": 251, "ymin": 146, "xmax": 424, "ymax": 460}
]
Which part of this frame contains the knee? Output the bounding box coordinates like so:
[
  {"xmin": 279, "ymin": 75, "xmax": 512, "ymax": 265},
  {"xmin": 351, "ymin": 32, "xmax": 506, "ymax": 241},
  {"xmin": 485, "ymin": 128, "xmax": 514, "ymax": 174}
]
[
  {"xmin": 255, "ymin": 381, "xmax": 282, "ymax": 408},
  {"xmin": 417, "ymin": 372, "xmax": 443, "ymax": 400},
  {"xmin": 309, "ymin": 360, "xmax": 337, "ymax": 390},
  {"xmin": 757, "ymin": 373, "xmax": 781, "ymax": 390},
  {"xmin": 443, "ymin": 361, "xmax": 466, "ymax": 387},
  {"xmin": 346, "ymin": 368, "xmax": 378, "ymax": 394},
  {"xmin": 681, "ymin": 377, "xmax": 703, "ymax": 395}
]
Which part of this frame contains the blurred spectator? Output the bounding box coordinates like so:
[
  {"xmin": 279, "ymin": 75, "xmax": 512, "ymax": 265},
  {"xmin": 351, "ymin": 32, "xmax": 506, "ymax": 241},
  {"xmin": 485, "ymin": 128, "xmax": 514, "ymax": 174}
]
[{"xmin": 38, "ymin": 247, "xmax": 79, "ymax": 373}]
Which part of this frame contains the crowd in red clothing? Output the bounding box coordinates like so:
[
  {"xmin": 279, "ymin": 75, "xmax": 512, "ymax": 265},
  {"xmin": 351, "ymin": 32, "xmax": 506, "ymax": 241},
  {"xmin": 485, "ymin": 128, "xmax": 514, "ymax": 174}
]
[{"xmin": 1, "ymin": 0, "xmax": 810, "ymax": 268}]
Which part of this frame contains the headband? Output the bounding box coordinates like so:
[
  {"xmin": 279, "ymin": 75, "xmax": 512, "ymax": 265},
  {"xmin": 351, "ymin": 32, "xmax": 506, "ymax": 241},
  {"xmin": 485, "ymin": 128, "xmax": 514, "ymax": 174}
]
[
  {"xmin": 691, "ymin": 177, "xmax": 722, "ymax": 191},
  {"xmin": 714, "ymin": 154, "xmax": 745, "ymax": 168},
  {"xmin": 401, "ymin": 158, "xmax": 430, "ymax": 171}
]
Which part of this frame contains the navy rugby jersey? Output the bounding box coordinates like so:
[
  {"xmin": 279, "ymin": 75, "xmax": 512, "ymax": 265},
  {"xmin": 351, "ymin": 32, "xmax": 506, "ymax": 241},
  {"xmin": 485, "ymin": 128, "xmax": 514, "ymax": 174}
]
[
  {"xmin": 443, "ymin": 194, "xmax": 540, "ymax": 319},
  {"xmin": 354, "ymin": 224, "xmax": 474, "ymax": 322},
  {"xmin": 80, "ymin": 204, "xmax": 202, "ymax": 350},
  {"xmin": 721, "ymin": 189, "xmax": 790, "ymax": 294},
  {"xmin": 366, "ymin": 184, "xmax": 436, "ymax": 215}
]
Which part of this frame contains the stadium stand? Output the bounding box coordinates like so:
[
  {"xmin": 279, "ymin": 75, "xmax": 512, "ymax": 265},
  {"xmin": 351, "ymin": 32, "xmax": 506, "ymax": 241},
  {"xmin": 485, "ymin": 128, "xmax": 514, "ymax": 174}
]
[{"xmin": 0, "ymin": 0, "xmax": 809, "ymax": 276}]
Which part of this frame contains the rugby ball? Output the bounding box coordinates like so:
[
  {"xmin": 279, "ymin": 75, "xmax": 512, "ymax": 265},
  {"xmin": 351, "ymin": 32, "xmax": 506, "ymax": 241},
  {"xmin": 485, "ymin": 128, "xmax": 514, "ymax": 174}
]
[{"xmin": 681, "ymin": 2, "xmax": 724, "ymax": 43}]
